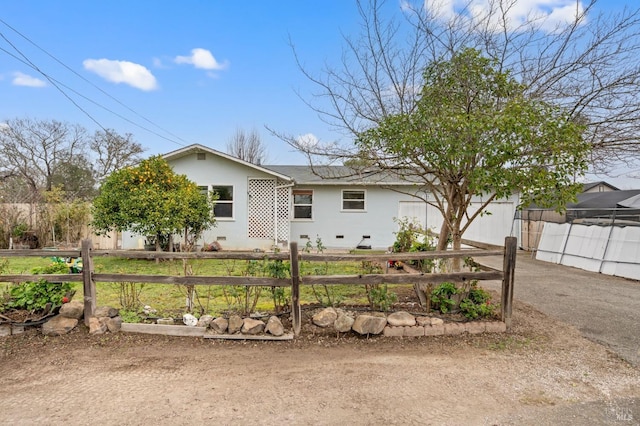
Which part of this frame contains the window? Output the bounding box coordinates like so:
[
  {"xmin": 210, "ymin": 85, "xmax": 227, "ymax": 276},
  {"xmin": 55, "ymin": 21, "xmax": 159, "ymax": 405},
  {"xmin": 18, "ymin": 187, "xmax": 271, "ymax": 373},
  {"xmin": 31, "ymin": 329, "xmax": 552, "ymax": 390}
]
[
  {"xmin": 211, "ymin": 185, "xmax": 234, "ymax": 219},
  {"xmin": 342, "ymin": 190, "xmax": 365, "ymax": 211},
  {"xmin": 293, "ymin": 190, "xmax": 313, "ymax": 219}
]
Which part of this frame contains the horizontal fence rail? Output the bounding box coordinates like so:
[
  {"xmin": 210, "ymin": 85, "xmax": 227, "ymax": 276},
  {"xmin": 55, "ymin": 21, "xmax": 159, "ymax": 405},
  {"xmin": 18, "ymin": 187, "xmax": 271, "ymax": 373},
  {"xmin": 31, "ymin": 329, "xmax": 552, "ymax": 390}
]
[{"xmin": 0, "ymin": 237, "xmax": 517, "ymax": 335}]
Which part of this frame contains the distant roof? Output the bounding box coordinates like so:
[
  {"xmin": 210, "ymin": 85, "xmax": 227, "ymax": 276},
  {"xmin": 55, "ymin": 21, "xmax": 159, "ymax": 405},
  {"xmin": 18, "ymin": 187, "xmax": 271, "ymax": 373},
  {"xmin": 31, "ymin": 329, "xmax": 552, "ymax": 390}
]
[
  {"xmin": 582, "ymin": 181, "xmax": 619, "ymax": 192},
  {"xmin": 262, "ymin": 165, "xmax": 418, "ymax": 186},
  {"xmin": 569, "ymin": 190, "xmax": 640, "ymax": 209}
]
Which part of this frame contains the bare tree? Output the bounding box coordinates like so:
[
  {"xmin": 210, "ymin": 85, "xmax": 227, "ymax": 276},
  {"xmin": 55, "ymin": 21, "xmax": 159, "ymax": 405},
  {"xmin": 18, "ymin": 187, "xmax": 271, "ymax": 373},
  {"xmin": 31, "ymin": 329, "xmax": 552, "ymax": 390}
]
[
  {"xmin": 226, "ymin": 128, "xmax": 267, "ymax": 165},
  {"xmin": 0, "ymin": 118, "xmax": 145, "ymax": 201},
  {"xmin": 283, "ymin": 0, "xmax": 640, "ymax": 173},
  {"xmin": 90, "ymin": 129, "xmax": 145, "ymax": 182},
  {"xmin": 0, "ymin": 117, "xmax": 87, "ymax": 199}
]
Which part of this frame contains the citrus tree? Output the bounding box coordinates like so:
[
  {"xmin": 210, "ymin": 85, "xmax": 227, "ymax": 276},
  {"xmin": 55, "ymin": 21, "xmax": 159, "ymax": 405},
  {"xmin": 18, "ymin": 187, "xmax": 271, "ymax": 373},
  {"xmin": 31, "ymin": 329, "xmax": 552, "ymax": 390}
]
[{"xmin": 92, "ymin": 156, "xmax": 215, "ymax": 250}]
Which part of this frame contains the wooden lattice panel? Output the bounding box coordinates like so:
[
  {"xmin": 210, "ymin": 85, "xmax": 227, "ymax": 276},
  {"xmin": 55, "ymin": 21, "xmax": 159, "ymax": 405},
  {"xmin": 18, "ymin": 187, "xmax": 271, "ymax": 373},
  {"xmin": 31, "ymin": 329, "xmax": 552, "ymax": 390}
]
[
  {"xmin": 248, "ymin": 179, "xmax": 275, "ymax": 239},
  {"xmin": 276, "ymin": 183, "xmax": 290, "ymax": 242}
]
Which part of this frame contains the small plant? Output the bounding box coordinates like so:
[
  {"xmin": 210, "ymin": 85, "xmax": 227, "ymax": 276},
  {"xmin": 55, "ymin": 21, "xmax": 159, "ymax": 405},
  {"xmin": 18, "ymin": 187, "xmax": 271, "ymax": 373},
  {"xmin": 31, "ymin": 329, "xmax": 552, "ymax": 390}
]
[
  {"xmin": 264, "ymin": 258, "xmax": 290, "ymax": 313},
  {"xmin": 366, "ymin": 284, "xmax": 397, "ymax": 312},
  {"xmin": 115, "ymin": 281, "xmax": 145, "ymax": 311},
  {"xmin": 270, "ymin": 287, "xmax": 290, "ymax": 314},
  {"xmin": 430, "ymin": 282, "xmax": 460, "ymax": 314},
  {"xmin": 119, "ymin": 309, "xmax": 141, "ymax": 323},
  {"xmin": 304, "ymin": 238, "xmax": 313, "ymax": 253},
  {"xmin": 459, "ymin": 284, "xmax": 496, "ymax": 319},
  {"xmin": 361, "ymin": 261, "xmax": 383, "ymax": 274},
  {"xmin": 314, "ymin": 235, "xmax": 325, "ymax": 253}
]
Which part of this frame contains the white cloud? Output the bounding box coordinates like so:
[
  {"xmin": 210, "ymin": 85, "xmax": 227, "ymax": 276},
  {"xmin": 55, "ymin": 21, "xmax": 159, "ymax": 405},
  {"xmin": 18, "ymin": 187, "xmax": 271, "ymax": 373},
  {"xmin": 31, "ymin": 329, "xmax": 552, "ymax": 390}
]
[
  {"xmin": 174, "ymin": 48, "xmax": 228, "ymax": 70},
  {"xmin": 296, "ymin": 133, "xmax": 319, "ymax": 148},
  {"xmin": 12, "ymin": 72, "xmax": 46, "ymax": 87},
  {"xmin": 83, "ymin": 58, "xmax": 158, "ymax": 91},
  {"xmin": 425, "ymin": 0, "xmax": 586, "ymax": 32}
]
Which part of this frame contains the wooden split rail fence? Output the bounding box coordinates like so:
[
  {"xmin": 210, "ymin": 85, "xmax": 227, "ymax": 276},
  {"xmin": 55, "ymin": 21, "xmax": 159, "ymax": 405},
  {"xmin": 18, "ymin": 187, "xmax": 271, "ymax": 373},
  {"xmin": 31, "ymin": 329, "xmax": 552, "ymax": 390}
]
[{"xmin": 0, "ymin": 237, "xmax": 517, "ymax": 336}]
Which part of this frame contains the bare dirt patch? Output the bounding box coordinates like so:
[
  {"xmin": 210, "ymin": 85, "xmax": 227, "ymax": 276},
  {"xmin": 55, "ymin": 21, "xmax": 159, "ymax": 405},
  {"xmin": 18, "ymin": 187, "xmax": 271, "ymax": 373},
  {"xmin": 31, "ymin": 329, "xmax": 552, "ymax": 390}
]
[{"xmin": 1, "ymin": 300, "xmax": 639, "ymax": 425}]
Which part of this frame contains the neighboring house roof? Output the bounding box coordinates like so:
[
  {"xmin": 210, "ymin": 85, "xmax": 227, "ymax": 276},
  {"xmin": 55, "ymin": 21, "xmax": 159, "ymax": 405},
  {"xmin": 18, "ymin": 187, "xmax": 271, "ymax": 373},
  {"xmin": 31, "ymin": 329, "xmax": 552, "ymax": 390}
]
[
  {"xmin": 568, "ymin": 190, "xmax": 640, "ymax": 209},
  {"xmin": 162, "ymin": 144, "xmax": 293, "ymax": 182},
  {"xmin": 581, "ymin": 181, "xmax": 620, "ymax": 192},
  {"xmin": 263, "ymin": 165, "xmax": 418, "ymax": 186},
  {"xmin": 618, "ymin": 194, "xmax": 640, "ymax": 208}
]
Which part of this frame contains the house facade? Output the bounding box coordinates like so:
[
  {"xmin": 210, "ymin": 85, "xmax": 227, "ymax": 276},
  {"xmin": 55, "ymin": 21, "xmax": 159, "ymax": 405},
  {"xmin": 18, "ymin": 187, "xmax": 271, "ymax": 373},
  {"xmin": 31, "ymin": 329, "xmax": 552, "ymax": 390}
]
[{"xmin": 121, "ymin": 144, "xmax": 519, "ymax": 251}]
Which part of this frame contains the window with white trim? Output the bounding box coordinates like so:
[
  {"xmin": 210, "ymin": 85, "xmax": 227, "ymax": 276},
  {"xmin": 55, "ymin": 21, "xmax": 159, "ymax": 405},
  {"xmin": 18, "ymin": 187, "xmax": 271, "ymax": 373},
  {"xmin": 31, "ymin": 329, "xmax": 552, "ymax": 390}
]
[
  {"xmin": 293, "ymin": 189, "xmax": 313, "ymax": 220},
  {"xmin": 211, "ymin": 185, "xmax": 234, "ymax": 219},
  {"xmin": 342, "ymin": 189, "xmax": 365, "ymax": 211}
]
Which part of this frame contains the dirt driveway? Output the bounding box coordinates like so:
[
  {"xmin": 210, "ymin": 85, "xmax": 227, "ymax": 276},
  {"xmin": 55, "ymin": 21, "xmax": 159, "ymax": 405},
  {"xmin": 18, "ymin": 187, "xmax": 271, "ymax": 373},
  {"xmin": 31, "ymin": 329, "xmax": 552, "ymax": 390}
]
[{"xmin": 1, "ymin": 298, "xmax": 639, "ymax": 425}]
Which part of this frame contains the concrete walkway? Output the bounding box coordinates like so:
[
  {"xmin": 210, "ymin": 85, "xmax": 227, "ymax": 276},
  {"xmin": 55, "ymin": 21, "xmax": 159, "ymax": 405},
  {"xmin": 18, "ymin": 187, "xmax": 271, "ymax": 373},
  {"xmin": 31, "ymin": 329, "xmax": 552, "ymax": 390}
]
[{"xmin": 479, "ymin": 252, "xmax": 640, "ymax": 367}]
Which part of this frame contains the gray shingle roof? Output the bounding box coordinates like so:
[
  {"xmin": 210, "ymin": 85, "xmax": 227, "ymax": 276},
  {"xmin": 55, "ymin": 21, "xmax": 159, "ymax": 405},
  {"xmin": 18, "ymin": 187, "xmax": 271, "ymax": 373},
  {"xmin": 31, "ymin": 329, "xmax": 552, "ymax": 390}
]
[{"xmin": 262, "ymin": 165, "xmax": 417, "ymax": 186}]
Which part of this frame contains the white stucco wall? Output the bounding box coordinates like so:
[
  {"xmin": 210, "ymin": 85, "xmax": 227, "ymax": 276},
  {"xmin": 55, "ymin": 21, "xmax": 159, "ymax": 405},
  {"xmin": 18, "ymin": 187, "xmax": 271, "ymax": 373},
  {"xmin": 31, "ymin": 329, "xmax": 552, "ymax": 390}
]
[{"xmin": 290, "ymin": 185, "xmax": 418, "ymax": 251}]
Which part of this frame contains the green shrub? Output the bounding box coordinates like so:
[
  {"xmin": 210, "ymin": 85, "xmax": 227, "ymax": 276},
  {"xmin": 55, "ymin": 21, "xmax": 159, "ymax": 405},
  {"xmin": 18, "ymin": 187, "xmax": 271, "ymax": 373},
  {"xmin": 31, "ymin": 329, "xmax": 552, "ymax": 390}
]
[
  {"xmin": 459, "ymin": 285, "xmax": 496, "ymax": 319},
  {"xmin": 430, "ymin": 282, "xmax": 460, "ymax": 314}
]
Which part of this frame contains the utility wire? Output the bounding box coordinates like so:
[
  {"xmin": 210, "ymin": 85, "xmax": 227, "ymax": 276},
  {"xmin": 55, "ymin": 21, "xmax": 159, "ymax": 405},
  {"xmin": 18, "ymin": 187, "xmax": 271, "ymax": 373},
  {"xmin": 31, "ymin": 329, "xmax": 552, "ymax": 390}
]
[
  {"xmin": 0, "ymin": 29, "xmax": 108, "ymax": 133},
  {"xmin": 0, "ymin": 18, "xmax": 191, "ymax": 147},
  {"xmin": 0, "ymin": 44, "xmax": 186, "ymax": 146}
]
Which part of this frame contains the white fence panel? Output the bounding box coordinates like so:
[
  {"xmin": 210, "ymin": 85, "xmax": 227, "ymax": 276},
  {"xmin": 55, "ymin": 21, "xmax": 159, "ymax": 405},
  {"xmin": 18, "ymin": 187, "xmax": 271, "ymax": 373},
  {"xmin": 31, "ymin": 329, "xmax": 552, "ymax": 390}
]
[{"xmin": 537, "ymin": 222, "xmax": 640, "ymax": 280}]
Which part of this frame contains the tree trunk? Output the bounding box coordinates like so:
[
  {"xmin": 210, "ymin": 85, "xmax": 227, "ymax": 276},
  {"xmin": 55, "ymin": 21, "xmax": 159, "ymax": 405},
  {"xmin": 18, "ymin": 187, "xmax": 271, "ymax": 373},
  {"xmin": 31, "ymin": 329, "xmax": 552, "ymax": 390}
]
[
  {"xmin": 436, "ymin": 221, "xmax": 449, "ymax": 251},
  {"xmin": 451, "ymin": 228, "xmax": 462, "ymax": 272}
]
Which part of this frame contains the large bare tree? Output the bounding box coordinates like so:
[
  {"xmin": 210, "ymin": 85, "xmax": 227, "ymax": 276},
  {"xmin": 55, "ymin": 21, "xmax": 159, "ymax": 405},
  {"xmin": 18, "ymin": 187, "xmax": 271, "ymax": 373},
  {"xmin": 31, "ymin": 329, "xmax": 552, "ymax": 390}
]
[
  {"xmin": 226, "ymin": 128, "xmax": 267, "ymax": 165},
  {"xmin": 0, "ymin": 117, "xmax": 145, "ymax": 201},
  {"xmin": 0, "ymin": 117, "xmax": 86, "ymax": 198}
]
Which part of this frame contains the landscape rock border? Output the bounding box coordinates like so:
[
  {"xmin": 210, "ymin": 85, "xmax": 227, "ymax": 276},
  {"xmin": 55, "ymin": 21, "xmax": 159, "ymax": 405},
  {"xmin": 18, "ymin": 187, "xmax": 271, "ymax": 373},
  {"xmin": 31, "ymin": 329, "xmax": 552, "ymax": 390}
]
[{"xmin": 2, "ymin": 304, "xmax": 506, "ymax": 340}]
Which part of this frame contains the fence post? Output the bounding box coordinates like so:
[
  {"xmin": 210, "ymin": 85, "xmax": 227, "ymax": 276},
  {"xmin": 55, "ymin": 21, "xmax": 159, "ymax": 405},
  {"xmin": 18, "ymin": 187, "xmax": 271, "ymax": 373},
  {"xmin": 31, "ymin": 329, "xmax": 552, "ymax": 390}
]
[
  {"xmin": 289, "ymin": 242, "xmax": 301, "ymax": 337},
  {"xmin": 81, "ymin": 239, "xmax": 96, "ymax": 326},
  {"xmin": 501, "ymin": 236, "xmax": 517, "ymax": 330}
]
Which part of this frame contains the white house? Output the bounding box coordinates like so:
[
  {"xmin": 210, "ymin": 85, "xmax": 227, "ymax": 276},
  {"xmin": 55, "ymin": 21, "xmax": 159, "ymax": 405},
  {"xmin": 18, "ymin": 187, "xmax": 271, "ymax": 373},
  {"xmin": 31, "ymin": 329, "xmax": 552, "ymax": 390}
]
[{"xmin": 121, "ymin": 144, "xmax": 519, "ymax": 251}]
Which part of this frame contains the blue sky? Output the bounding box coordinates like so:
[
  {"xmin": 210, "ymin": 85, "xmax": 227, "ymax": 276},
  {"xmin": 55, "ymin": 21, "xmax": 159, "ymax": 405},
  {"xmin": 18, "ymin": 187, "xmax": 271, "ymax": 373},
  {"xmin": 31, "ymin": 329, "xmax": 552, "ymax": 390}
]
[{"xmin": 0, "ymin": 0, "xmax": 637, "ymax": 187}]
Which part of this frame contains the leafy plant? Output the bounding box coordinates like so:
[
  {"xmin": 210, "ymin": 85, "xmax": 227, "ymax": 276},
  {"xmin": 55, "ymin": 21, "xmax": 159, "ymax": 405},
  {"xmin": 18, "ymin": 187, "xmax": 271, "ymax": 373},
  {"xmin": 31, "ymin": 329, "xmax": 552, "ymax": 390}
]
[
  {"xmin": 119, "ymin": 309, "xmax": 141, "ymax": 323},
  {"xmin": 264, "ymin": 259, "xmax": 290, "ymax": 314},
  {"xmin": 6, "ymin": 279, "xmax": 71, "ymax": 311},
  {"xmin": 459, "ymin": 284, "xmax": 496, "ymax": 319},
  {"xmin": 4, "ymin": 260, "xmax": 73, "ymax": 311},
  {"xmin": 391, "ymin": 217, "xmax": 436, "ymax": 272},
  {"xmin": 360, "ymin": 261, "xmax": 383, "ymax": 274},
  {"xmin": 430, "ymin": 282, "xmax": 460, "ymax": 314}
]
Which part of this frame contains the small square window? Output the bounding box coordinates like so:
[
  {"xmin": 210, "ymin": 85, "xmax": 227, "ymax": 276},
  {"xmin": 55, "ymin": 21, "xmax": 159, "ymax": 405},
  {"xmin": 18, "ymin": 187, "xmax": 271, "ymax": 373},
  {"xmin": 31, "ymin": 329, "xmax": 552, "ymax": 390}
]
[
  {"xmin": 342, "ymin": 190, "xmax": 365, "ymax": 211},
  {"xmin": 293, "ymin": 190, "xmax": 313, "ymax": 219},
  {"xmin": 211, "ymin": 185, "xmax": 234, "ymax": 218}
]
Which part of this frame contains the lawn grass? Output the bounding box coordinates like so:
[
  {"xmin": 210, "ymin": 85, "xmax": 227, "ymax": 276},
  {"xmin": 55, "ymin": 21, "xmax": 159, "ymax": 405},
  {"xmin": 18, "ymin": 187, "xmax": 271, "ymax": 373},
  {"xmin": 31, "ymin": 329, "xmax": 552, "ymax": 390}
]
[{"xmin": 1, "ymin": 255, "xmax": 400, "ymax": 319}]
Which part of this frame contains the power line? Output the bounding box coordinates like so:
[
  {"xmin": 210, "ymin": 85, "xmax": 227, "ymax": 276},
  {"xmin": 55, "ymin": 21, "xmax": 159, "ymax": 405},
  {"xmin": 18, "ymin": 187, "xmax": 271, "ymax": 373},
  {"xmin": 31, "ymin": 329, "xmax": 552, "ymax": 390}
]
[
  {"xmin": 0, "ymin": 45, "xmax": 187, "ymax": 146},
  {"xmin": 0, "ymin": 18, "xmax": 192, "ymax": 147},
  {"xmin": 0, "ymin": 29, "xmax": 108, "ymax": 132}
]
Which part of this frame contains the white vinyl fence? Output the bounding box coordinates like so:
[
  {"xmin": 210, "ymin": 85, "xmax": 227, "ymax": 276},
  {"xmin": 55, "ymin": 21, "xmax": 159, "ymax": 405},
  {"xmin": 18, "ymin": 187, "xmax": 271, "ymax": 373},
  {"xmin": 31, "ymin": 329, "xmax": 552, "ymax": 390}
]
[{"xmin": 536, "ymin": 222, "xmax": 640, "ymax": 280}]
